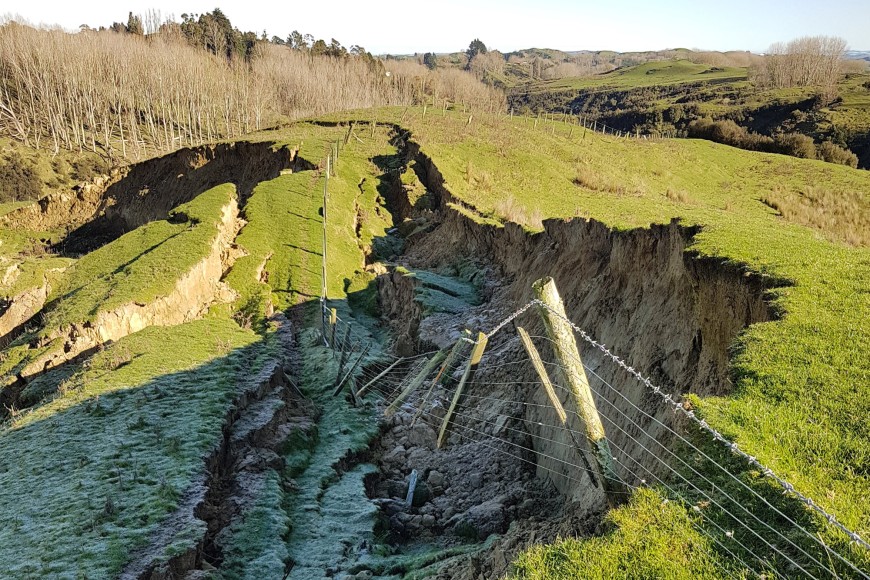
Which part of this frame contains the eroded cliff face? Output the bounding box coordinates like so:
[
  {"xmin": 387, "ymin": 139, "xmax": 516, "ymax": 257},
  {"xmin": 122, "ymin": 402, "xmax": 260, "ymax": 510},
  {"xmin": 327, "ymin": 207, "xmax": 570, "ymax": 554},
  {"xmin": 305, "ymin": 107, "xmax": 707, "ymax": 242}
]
[
  {"xmin": 380, "ymin": 141, "xmax": 776, "ymax": 520},
  {"xmin": 16, "ymin": 198, "xmax": 243, "ymax": 384},
  {"xmin": 0, "ymin": 277, "xmax": 53, "ymax": 347},
  {"xmin": 1, "ymin": 141, "xmax": 300, "ymax": 254}
]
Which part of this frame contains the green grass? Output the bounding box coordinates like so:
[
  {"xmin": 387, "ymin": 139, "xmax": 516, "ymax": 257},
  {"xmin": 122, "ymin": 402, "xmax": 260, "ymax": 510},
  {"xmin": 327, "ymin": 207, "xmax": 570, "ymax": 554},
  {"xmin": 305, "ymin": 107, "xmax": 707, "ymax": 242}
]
[
  {"xmin": 2, "ymin": 255, "xmax": 73, "ymax": 299},
  {"xmin": 0, "ymin": 183, "xmax": 237, "ymax": 384},
  {"xmin": 236, "ymin": 122, "xmax": 397, "ymax": 307},
  {"xmin": 0, "ymin": 318, "xmax": 268, "ymax": 577},
  {"xmin": 322, "ymin": 107, "xmax": 870, "ymax": 575},
  {"xmin": 510, "ymin": 488, "xmax": 741, "ymax": 579},
  {"xmin": 0, "ymin": 200, "xmax": 33, "ymax": 217},
  {"xmin": 46, "ymin": 183, "xmax": 236, "ymax": 328},
  {"xmin": 524, "ymin": 60, "xmax": 748, "ymax": 93}
]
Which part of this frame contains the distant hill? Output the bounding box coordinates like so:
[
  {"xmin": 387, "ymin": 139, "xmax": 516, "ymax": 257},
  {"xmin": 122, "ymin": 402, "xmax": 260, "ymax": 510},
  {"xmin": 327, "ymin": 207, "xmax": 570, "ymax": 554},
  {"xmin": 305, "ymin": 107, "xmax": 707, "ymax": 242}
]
[{"xmin": 846, "ymin": 50, "xmax": 870, "ymax": 61}]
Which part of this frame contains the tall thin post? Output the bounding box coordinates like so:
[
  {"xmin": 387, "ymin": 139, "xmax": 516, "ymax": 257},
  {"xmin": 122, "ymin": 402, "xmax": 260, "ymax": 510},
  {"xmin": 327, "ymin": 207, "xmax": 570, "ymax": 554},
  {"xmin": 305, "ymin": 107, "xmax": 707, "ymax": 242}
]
[
  {"xmin": 385, "ymin": 350, "xmax": 448, "ymax": 417},
  {"xmin": 357, "ymin": 357, "xmax": 405, "ymax": 398},
  {"xmin": 333, "ymin": 326, "xmax": 352, "ymax": 388},
  {"xmin": 532, "ymin": 277, "xmax": 627, "ymax": 506},
  {"xmin": 329, "ymin": 308, "xmax": 338, "ymax": 348},
  {"xmin": 437, "ymin": 332, "xmax": 488, "ymax": 448},
  {"xmin": 321, "ymin": 155, "xmax": 330, "ymax": 303}
]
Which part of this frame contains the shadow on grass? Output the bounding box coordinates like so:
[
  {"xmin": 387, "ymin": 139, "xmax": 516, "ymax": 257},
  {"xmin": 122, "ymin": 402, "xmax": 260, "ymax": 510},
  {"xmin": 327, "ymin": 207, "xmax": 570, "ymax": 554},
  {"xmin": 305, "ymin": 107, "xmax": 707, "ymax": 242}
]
[{"xmin": 0, "ymin": 319, "xmax": 281, "ymax": 578}]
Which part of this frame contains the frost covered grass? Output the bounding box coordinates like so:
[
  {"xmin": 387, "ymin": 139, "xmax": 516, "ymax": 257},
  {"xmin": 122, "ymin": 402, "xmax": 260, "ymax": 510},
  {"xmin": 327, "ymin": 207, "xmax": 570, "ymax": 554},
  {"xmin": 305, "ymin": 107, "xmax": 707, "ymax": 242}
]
[{"xmin": 0, "ymin": 318, "xmax": 267, "ymax": 577}]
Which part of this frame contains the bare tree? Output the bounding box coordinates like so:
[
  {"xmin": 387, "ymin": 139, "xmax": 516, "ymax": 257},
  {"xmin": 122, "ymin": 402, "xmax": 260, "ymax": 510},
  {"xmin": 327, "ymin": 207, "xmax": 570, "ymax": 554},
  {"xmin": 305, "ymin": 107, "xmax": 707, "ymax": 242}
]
[{"xmin": 755, "ymin": 36, "xmax": 847, "ymax": 92}]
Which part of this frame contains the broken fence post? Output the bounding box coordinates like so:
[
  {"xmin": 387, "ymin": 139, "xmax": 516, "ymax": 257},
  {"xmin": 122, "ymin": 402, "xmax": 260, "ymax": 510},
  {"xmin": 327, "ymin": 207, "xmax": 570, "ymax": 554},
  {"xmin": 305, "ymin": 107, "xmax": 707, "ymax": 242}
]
[
  {"xmin": 357, "ymin": 357, "xmax": 405, "ymax": 398},
  {"xmin": 385, "ymin": 349, "xmax": 448, "ymax": 418},
  {"xmin": 532, "ymin": 276, "xmax": 628, "ymax": 506},
  {"xmin": 437, "ymin": 332, "xmax": 488, "ymax": 449}
]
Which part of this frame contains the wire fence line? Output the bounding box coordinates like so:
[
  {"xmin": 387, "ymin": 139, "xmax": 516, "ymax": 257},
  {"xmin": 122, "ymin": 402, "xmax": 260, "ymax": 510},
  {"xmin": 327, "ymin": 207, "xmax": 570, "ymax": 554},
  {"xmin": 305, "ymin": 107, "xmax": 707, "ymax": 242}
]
[
  {"xmin": 315, "ymin": 292, "xmax": 869, "ymax": 578},
  {"xmin": 482, "ymin": 299, "xmax": 869, "ymax": 551}
]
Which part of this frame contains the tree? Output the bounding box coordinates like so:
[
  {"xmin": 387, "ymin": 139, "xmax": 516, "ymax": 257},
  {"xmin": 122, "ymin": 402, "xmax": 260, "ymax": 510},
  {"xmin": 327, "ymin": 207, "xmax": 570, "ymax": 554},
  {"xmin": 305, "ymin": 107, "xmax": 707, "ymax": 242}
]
[
  {"xmin": 423, "ymin": 52, "xmax": 438, "ymax": 69},
  {"xmin": 310, "ymin": 39, "xmax": 328, "ymax": 56},
  {"xmin": 126, "ymin": 12, "xmax": 143, "ymax": 35},
  {"xmin": 288, "ymin": 30, "xmax": 305, "ymax": 50},
  {"xmin": 466, "ymin": 38, "xmax": 487, "ymax": 67},
  {"xmin": 754, "ymin": 36, "xmax": 847, "ymax": 91},
  {"xmin": 327, "ymin": 38, "xmax": 346, "ymax": 58}
]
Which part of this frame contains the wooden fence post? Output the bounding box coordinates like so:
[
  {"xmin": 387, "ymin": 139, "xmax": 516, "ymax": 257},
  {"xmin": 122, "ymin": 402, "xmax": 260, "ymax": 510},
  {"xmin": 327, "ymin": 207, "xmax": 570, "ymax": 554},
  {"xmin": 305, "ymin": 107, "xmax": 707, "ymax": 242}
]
[
  {"xmin": 357, "ymin": 357, "xmax": 404, "ymax": 398},
  {"xmin": 333, "ymin": 325, "xmax": 352, "ymax": 387},
  {"xmin": 321, "ymin": 156, "xmax": 330, "ymax": 303},
  {"xmin": 517, "ymin": 326, "xmax": 600, "ymax": 488},
  {"xmin": 437, "ymin": 332, "xmax": 488, "ymax": 448},
  {"xmin": 385, "ymin": 349, "xmax": 448, "ymax": 417},
  {"xmin": 409, "ymin": 331, "xmax": 471, "ymax": 428},
  {"xmin": 333, "ymin": 343, "xmax": 371, "ymax": 404},
  {"xmin": 532, "ymin": 277, "xmax": 628, "ymax": 506}
]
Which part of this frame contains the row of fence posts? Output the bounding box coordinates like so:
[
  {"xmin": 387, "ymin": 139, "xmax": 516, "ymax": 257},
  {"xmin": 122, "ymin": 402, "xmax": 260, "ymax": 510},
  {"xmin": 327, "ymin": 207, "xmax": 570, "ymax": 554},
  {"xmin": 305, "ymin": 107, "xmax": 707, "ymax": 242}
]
[
  {"xmin": 319, "ymin": 124, "xmax": 357, "ymax": 344},
  {"xmin": 324, "ymin": 275, "xmax": 629, "ymax": 508},
  {"xmin": 507, "ymin": 109, "xmax": 678, "ymax": 140},
  {"xmin": 411, "ymin": 98, "xmax": 677, "ymax": 141}
]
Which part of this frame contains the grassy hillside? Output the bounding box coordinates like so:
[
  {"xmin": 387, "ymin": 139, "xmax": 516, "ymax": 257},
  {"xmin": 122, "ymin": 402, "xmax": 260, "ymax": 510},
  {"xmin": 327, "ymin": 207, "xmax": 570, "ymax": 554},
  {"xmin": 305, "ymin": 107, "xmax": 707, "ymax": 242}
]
[
  {"xmin": 523, "ymin": 60, "xmax": 748, "ymax": 93},
  {"xmin": 1, "ymin": 104, "xmax": 866, "ymax": 577},
  {"xmin": 324, "ymin": 107, "xmax": 870, "ymax": 574},
  {"xmin": 224, "ymin": 122, "xmax": 397, "ymax": 325},
  {"xmin": 509, "ymin": 59, "xmax": 870, "ymax": 168}
]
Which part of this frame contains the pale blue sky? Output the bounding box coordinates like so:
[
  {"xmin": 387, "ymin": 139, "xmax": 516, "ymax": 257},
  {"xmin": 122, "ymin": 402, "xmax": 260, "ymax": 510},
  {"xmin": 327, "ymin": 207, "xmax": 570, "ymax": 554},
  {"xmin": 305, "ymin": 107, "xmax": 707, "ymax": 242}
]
[{"xmin": 7, "ymin": 0, "xmax": 869, "ymax": 54}]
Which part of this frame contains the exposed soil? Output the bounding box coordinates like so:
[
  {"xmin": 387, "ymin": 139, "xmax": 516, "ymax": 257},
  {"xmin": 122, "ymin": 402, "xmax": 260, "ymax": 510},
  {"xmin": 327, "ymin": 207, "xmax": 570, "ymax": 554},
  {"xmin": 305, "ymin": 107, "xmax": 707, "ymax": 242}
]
[
  {"xmin": 341, "ymin": 127, "xmax": 783, "ymax": 578},
  {"xmin": 0, "ymin": 125, "xmax": 786, "ymax": 578},
  {"xmin": 0, "ymin": 141, "xmax": 305, "ymax": 255}
]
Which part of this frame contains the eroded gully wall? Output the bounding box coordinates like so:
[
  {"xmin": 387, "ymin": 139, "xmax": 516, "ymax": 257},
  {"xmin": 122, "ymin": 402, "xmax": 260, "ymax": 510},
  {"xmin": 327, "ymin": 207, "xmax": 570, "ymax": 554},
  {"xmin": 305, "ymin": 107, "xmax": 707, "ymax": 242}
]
[{"xmin": 403, "ymin": 149, "xmax": 775, "ymax": 503}]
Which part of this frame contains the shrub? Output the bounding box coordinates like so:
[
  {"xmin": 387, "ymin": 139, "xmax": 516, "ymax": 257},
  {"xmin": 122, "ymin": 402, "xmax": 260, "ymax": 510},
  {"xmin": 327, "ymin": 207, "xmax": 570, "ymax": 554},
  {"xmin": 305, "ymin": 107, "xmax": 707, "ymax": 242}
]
[
  {"xmin": 774, "ymin": 133, "xmax": 817, "ymax": 159},
  {"xmin": 70, "ymin": 156, "xmax": 111, "ymax": 183},
  {"xmin": 0, "ymin": 152, "xmax": 41, "ymax": 203},
  {"xmin": 686, "ymin": 118, "xmax": 776, "ymax": 153},
  {"xmin": 818, "ymin": 141, "xmax": 859, "ymax": 168}
]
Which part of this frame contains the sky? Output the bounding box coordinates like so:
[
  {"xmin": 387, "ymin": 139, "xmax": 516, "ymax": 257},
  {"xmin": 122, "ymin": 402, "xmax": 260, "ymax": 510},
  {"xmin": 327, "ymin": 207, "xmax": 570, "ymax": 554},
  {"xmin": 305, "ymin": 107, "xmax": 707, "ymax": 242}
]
[{"xmin": 5, "ymin": 0, "xmax": 869, "ymax": 54}]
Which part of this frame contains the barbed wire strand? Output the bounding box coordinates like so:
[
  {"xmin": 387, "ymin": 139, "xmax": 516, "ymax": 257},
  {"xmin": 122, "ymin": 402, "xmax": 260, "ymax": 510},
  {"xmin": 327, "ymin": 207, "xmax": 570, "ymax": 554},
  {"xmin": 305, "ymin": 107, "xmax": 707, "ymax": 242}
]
[
  {"xmin": 521, "ymin": 330, "xmax": 869, "ymax": 578},
  {"xmin": 476, "ymin": 298, "xmax": 869, "ymax": 553}
]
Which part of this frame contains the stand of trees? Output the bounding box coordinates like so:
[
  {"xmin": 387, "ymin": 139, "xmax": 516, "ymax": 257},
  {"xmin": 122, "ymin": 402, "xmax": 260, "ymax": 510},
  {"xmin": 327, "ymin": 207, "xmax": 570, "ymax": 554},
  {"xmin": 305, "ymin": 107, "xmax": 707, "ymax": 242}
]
[
  {"xmin": 0, "ymin": 18, "xmax": 504, "ymax": 162},
  {"xmin": 754, "ymin": 36, "xmax": 847, "ymax": 91}
]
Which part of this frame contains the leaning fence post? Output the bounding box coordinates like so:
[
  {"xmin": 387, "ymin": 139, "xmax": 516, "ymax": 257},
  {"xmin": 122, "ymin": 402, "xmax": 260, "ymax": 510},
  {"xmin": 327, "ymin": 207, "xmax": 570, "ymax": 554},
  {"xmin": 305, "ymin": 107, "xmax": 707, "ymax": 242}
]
[
  {"xmin": 437, "ymin": 332, "xmax": 488, "ymax": 449},
  {"xmin": 333, "ymin": 343, "xmax": 371, "ymax": 403},
  {"xmin": 333, "ymin": 325, "xmax": 352, "ymax": 387},
  {"xmin": 517, "ymin": 326, "xmax": 600, "ymax": 488},
  {"xmin": 385, "ymin": 349, "xmax": 448, "ymax": 417},
  {"xmin": 409, "ymin": 331, "xmax": 471, "ymax": 428},
  {"xmin": 532, "ymin": 277, "xmax": 628, "ymax": 506},
  {"xmin": 357, "ymin": 357, "xmax": 404, "ymax": 398}
]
